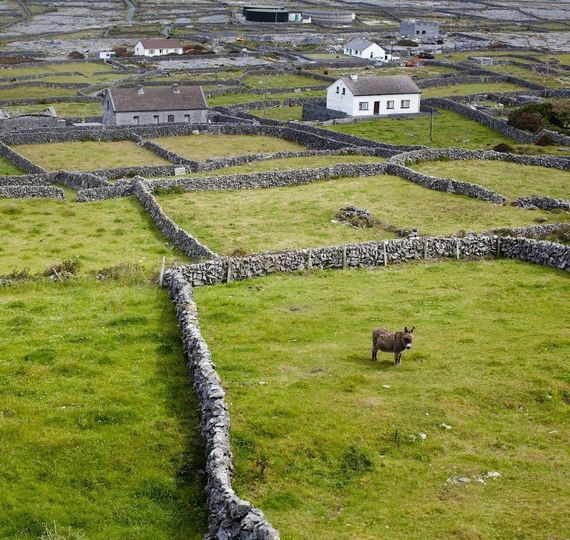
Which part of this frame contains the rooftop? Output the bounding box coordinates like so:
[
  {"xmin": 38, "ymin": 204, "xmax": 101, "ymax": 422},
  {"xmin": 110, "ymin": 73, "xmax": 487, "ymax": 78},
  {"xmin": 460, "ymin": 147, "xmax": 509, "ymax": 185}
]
[
  {"xmin": 338, "ymin": 75, "xmax": 421, "ymax": 96},
  {"xmin": 138, "ymin": 38, "xmax": 183, "ymax": 50},
  {"xmin": 107, "ymin": 86, "xmax": 208, "ymax": 112}
]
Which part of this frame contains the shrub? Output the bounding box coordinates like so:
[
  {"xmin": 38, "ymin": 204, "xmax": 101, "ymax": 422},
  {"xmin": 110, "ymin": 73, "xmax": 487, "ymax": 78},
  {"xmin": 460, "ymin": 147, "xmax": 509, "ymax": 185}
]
[
  {"xmin": 535, "ymin": 132, "xmax": 555, "ymax": 146},
  {"xmin": 68, "ymin": 51, "xmax": 85, "ymax": 60},
  {"xmin": 508, "ymin": 108, "xmax": 546, "ymax": 133},
  {"xmin": 397, "ymin": 39, "xmax": 418, "ymax": 47},
  {"xmin": 154, "ymin": 185, "xmax": 184, "ymax": 196},
  {"xmin": 493, "ymin": 142, "xmax": 515, "ymax": 153},
  {"xmin": 44, "ymin": 259, "xmax": 81, "ymax": 280}
]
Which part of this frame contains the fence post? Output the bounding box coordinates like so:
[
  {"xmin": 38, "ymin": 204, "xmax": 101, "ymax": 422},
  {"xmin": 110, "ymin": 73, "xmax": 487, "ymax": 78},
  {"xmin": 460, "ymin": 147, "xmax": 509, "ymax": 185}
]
[
  {"xmin": 308, "ymin": 248, "xmax": 312, "ymax": 270},
  {"xmin": 383, "ymin": 241, "xmax": 388, "ymax": 267},
  {"xmin": 159, "ymin": 256, "xmax": 166, "ymax": 287},
  {"xmin": 342, "ymin": 246, "xmax": 347, "ymax": 268},
  {"xmin": 226, "ymin": 259, "xmax": 232, "ymax": 283}
]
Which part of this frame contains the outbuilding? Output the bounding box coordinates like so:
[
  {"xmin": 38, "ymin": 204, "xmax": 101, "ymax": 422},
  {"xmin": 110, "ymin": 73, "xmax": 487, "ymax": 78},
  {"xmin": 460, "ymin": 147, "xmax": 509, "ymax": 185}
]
[
  {"xmin": 102, "ymin": 85, "xmax": 208, "ymax": 126},
  {"xmin": 326, "ymin": 75, "xmax": 421, "ymax": 117},
  {"xmin": 343, "ymin": 39, "xmax": 392, "ymax": 62},
  {"xmin": 134, "ymin": 38, "xmax": 183, "ymax": 57}
]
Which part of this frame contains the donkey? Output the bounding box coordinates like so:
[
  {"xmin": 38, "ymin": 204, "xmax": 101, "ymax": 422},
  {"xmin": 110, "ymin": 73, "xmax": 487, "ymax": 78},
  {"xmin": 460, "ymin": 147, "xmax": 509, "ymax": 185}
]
[{"xmin": 371, "ymin": 326, "xmax": 415, "ymax": 366}]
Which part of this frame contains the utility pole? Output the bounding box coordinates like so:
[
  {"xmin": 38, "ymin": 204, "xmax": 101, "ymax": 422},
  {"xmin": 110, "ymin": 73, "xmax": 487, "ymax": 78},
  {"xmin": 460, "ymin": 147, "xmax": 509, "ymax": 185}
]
[{"xmin": 429, "ymin": 108, "xmax": 434, "ymax": 143}]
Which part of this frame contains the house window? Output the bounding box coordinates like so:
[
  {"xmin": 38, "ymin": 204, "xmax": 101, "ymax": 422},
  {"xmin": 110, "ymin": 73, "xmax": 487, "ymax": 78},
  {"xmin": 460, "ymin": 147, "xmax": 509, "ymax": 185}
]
[
  {"xmin": 422, "ymin": 30, "xmax": 426, "ymax": 35},
  {"xmin": 342, "ymin": 88, "xmax": 346, "ymax": 95},
  {"xmin": 401, "ymin": 100, "xmax": 411, "ymax": 109},
  {"xmin": 358, "ymin": 102, "xmax": 369, "ymax": 111},
  {"xmin": 133, "ymin": 115, "xmax": 140, "ymax": 124},
  {"xmin": 168, "ymin": 114, "xmax": 175, "ymax": 123},
  {"xmin": 370, "ymin": 52, "xmax": 373, "ymax": 58},
  {"xmin": 387, "ymin": 100, "xmax": 395, "ymax": 109},
  {"xmin": 153, "ymin": 115, "xmax": 159, "ymax": 123},
  {"xmin": 184, "ymin": 115, "xmax": 190, "ymax": 123},
  {"xmin": 336, "ymin": 86, "xmax": 339, "ymax": 94},
  {"xmin": 149, "ymin": 49, "xmax": 155, "ymax": 54}
]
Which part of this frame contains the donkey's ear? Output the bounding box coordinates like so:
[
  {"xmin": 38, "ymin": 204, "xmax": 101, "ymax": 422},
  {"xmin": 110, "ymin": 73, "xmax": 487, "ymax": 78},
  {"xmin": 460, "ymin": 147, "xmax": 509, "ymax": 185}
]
[
  {"xmin": 410, "ymin": 326, "xmax": 415, "ymax": 333},
  {"xmin": 404, "ymin": 326, "xmax": 408, "ymax": 333}
]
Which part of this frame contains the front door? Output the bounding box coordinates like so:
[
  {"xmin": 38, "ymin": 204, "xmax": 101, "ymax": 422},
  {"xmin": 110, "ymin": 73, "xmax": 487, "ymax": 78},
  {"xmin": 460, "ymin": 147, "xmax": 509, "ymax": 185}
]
[{"xmin": 373, "ymin": 101, "xmax": 380, "ymax": 115}]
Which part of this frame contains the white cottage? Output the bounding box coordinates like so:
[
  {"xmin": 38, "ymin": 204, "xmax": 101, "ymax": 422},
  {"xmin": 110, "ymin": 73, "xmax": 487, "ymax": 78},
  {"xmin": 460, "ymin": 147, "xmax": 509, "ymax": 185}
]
[
  {"xmin": 343, "ymin": 39, "xmax": 391, "ymax": 62},
  {"xmin": 326, "ymin": 75, "xmax": 421, "ymax": 117},
  {"xmin": 134, "ymin": 38, "xmax": 183, "ymax": 57}
]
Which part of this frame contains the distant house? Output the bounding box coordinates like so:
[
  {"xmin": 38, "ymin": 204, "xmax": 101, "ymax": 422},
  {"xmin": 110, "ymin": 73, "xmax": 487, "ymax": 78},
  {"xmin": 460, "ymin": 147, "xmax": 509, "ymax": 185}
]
[
  {"xmin": 98, "ymin": 51, "xmax": 116, "ymax": 60},
  {"xmin": 102, "ymin": 85, "xmax": 208, "ymax": 126},
  {"xmin": 326, "ymin": 75, "xmax": 421, "ymax": 117},
  {"xmin": 343, "ymin": 39, "xmax": 392, "ymax": 62},
  {"xmin": 400, "ymin": 20, "xmax": 440, "ymax": 40},
  {"xmin": 134, "ymin": 38, "xmax": 183, "ymax": 57}
]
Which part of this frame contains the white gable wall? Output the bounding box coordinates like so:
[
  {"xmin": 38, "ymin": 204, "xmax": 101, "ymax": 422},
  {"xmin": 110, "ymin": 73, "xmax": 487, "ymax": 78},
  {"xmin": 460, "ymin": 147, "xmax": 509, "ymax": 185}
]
[
  {"xmin": 343, "ymin": 43, "xmax": 389, "ymax": 60},
  {"xmin": 326, "ymin": 79, "xmax": 421, "ymax": 117}
]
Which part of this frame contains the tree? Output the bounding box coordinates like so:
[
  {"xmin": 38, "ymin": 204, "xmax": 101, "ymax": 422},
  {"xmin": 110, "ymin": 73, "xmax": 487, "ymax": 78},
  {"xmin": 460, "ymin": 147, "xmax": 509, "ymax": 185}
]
[
  {"xmin": 507, "ymin": 103, "xmax": 551, "ymax": 133},
  {"xmin": 551, "ymin": 100, "xmax": 570, "ymax": 130}
]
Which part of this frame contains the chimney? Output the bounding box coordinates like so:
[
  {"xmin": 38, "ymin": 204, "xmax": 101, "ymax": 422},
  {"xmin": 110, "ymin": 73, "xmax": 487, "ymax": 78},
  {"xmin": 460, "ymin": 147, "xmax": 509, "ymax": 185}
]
[
  {"xmin": 350, "ymin": 74, "xmax": 358, "ymax": 81},
  {"xmin": 171, "ymin": 83, "xmax": 180, "ymax": 94},
  {"xmin": 136, "ymin": 85, "xmax": 144, "ymax": 95}
]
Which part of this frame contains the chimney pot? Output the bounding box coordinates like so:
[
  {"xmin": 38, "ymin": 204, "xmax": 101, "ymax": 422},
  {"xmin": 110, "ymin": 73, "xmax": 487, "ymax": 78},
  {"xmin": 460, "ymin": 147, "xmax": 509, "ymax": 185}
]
[
  {"xmin": 172, "ymin": 83, "xmax": 180, "ymax": 93},
  {"xmin": 136, "ymin": 86, "xmax": 144, "ymax": 95},
  {"xmin": 350, "ymin": 74, "xmax": 358, "ymax": 81}
]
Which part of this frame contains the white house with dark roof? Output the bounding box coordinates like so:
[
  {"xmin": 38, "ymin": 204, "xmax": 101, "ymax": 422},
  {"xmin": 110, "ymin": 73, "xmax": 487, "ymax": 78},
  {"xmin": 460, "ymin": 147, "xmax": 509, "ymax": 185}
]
[
  {"xmin": 102, "ymin": 85, "xmax": 208, "ymax": 126},
  {"xmin": 343, "ymin": 39, "xmax": 392, "ymax": 62},
  {"xmin": 134, "ymin": 38, "xmax": 183, "ymax": 57},
  {"xmin": 326, "ymin": 75, "xmax": 421, "ymax": 117}
]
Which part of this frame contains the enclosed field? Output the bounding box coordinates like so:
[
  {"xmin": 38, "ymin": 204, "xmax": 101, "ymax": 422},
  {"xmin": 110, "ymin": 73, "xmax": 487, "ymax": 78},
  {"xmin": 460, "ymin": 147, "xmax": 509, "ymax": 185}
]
[
  {"xmin": 13, "ymin": 141, "xmax": 169, "ymax": 171},
  {"xmin": 156, "ymin": 174, "xmax": 564, "ymax": 255},
  {"xmin": 195, "ymin": 259, "xmax": 570, "ymax": 539}
]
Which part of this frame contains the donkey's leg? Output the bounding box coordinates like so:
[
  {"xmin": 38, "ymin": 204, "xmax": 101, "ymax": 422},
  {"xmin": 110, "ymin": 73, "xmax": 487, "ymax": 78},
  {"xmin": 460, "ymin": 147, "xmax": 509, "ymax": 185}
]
[{"xmin": 371, "ymin": 344, "xmax": 377, "ymax": 361}]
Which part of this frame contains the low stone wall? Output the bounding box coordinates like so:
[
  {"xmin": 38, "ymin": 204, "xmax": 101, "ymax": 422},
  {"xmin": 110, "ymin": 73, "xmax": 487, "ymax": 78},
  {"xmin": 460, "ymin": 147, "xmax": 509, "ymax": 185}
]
[
  {"xmin": 151, "ymin": 163, "xmax": 387, "ymax": 192},
  {"xmin": 0, "ymin": 141, "xmax": 45, "ymax": 174},
  {"xmin": 165, "ymin": 271, "xmax": 280, "ymax": 539},
  {"xmin": 0, "ymin": 70, "xmax": 83, "ymax": 83},
  {"xmin": 0, "ymin": 172, "xmax": 54, "ymax": 186},
  {"xmin": 0, "ymin": 185, "xmax": 64, "ymax": 199},
  {"xmin": 511, "ymin": 196, "xmax": 570, "ymax": 212},
  {"xmin": 0, "ymin": 95, "xmax": 101, "ymax": 107},
  {"xmin": 133, "ymin": 178, "xmax": 216, "ymax": 260},
  {"xmin": 385, "ymin": 163, "xmax": 506, "ymax": 204},
  {"xmin": 76, "ymin": 182, "xmax": 135, "ymax": 202},
  {"xmin": 54, "ymin": 170, "xmax": 109, "ymax": 190},
  {"xmin": 417, "ymin": 74, "xmax": 508, "ymax": 89},
  {"xmin": 500, "ymin": 237, "xmax": 569, "ymax": 271},
  {"xmin": 0, "ymin": 80, "xmax": 88, "ymax": 90},
  {"xmin": 302, "ymin": 103, "xmax": 348, "ymax": 122},
  {"xmin": 389, "ymin": 148, "xmax": 570, "ymax": 172},
  {"xmin": 488, "ymin": 222, "xmax": 569, "ymax": 239}
]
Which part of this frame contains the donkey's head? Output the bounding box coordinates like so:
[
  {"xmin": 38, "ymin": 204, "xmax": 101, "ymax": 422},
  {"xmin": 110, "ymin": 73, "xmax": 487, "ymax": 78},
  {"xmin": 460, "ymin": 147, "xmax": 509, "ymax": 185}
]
[{"xmin": 402, "ymin": 326, "xmax": 415, "ymax": 350}]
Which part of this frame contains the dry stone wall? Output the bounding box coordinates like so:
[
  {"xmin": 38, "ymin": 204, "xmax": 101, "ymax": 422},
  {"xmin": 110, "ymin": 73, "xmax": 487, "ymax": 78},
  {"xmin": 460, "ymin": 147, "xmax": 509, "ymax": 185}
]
[
  {"xmin": 511, "ymin": 196, "xmax": 570, "ymax": 212},
  {"xmin": 0, "ymin": 141, "xmax": 46, "ymax": 174},
  {"xmin": 499, "ymin": 237, "xmax": 569, "ymax": 271},
  {"xmin": 165, "ymin": 271, "xmax": 280, "ymax": 540},
  {"xmin": 0, "ymin": 185, "xmax": 64, "ymax": 199}
]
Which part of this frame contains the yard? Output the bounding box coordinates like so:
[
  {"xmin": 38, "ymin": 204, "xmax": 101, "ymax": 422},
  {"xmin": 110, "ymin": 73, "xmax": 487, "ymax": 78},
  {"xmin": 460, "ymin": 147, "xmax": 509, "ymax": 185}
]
[
  {"xmin": 0, "ymin": 196, "xmax": 187, "ymax": 275},
  {"xmin": 195, "ymin": 259, "xmax": 570, "ymax": 539},
  {"xmin": 411, "ymin": 160, "xmax": 570, "ymax": 201},
  {"xmin": 13, "ymin": 140, "xmax": 169, "ymax": 171},
  {"xmin": 156, "ymin": 173, "xmax": 564, "ymax": 255},
  {"xmin": 325, "ymin": 110, "xmax": 514, "ymax": 149},
  {"xmin": 0, "ymin": 156, "xmax": 22, "ymax": 175},
  {"xmin": 152, "ymin": 134, "xmax": 306, "ymax": 161},
  {"xmin": 0, "ymin": 279, "xmax": 207, "ymax": 539}
]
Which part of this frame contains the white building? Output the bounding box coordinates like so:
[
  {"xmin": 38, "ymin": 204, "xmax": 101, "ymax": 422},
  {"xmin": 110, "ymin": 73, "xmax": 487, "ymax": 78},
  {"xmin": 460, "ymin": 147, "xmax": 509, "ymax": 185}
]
[
  {"xmin": 326, "ymin": 75, "xmax": 421, "ymax": 117},
  {"xmin": 98, "ymin": 51, "xmax": 116, "ymax": 60},
  {"xmin": 400, "ymin": 20, "xmax": 440, "ymax": 40},
  {"xmin": 134, "ymin": 38, "xmax": 183, "ymax": 57},
  {"xmin": 343, "ymin": 39, "xmax": 392, "ymax": 62}
]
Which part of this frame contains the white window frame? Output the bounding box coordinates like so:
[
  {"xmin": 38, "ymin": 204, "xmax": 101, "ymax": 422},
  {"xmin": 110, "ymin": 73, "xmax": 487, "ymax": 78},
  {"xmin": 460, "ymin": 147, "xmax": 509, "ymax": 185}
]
[
  {"xmin": 386, "ymin": 100, "xmax": 395, "ymax": 110},
  {"xmin": 401, "ymin": 99, "xmax": 411, "ymax": 109},
  {"xmin": 358, "ymin": 101, "xmax": 369, "ymax": 111}
]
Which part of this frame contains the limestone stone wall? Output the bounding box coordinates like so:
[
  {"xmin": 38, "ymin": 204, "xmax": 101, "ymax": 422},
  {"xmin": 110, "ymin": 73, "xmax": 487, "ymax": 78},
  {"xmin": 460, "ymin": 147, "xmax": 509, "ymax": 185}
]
[{"xmin": 0, "ymin": 185, "xmax": 64, "ymax": 199}]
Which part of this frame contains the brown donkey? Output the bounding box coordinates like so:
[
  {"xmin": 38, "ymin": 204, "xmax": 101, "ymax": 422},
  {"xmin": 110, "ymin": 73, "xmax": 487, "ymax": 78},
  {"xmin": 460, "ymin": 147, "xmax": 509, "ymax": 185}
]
[{"xmin": 371, "ymin": 326, "xmax": 415, "ymax": 366}]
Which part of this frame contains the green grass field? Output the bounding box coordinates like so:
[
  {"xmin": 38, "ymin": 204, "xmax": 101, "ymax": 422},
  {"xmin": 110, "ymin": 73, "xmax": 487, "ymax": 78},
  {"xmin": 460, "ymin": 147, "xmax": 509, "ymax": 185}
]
[
  {"xmin": 412, "ymin": 160, "xmax": 570, "ymax": 201},
  {"xmin": 14, "ymin": 141, "xmax": 169, "ymax": 171},
  {"xmin": 0, "ymin": 279, "xmax": 207, "ymax": 539},
  {"xmin": 243, "ymin": 74, "xmax": 323, "ymax": 89},
  {"xmin": 6, "ymin": 101, "xmax": 103, "ymax": 118},
  {"xmin": 0, "ymin": 86, "xmax": 79, "ymax": 99},
  {"xmin": 195, "ymin": 259, "xmax": 570, "ymax": 539},
  {"xmin": 0, "ymin": 62, "xmax": 118, "ymax": 79},
  {"xmin": 170, "ymin": 155, "xmax": 385, "ymax": 179},
  {"xmin": 309, "ymin": 65, "xmax": 458, "ymax": 79},
  {"xmin": 421, "ymin": 82, "xmax": 525, "ymax": 98},
  {"xmin": 327, "ymin": 110, "xmax": 513, "ymax": 149},
  {"xmin": 152, "ymin": 134, "xmax": 305, "ymax": 160},
  {"xmin": 485, "ymin": 65, "xmax": 570, "ymax": 89},
  {"xmin": 207, "ymin": 89, "xmax": 325, "ymax": 107},
  {"xmin": 156, "ymin": 174, "xmax": 564, "ymax": 255},
  {"xmin": 0, "ymin": 196, "xmax": 187, "ymax": 274},
  {"xmin": 253, "ymin": 105, "xmax": 303, "ymax": 121},
  {"xmin": 0, "ymin": 156, "xmax": 22, "ymax": 175}
]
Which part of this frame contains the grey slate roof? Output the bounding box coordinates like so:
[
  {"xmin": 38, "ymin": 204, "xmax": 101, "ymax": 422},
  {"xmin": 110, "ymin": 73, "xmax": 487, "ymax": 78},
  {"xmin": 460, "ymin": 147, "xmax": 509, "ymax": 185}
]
[
  {"xmin": 340, "ymin": 75, "xmax": 421, "ymax": 96},
  {"xmin": 138, "ymin": 38, "xmax": 183, "ymax": 50},
  {"xmin": 108, "ymin": 86, "xmax": 208, "ymax": 112},
  {"xmin": 345, "ymin": 38, "xmax": 377, "ymax": 51}
]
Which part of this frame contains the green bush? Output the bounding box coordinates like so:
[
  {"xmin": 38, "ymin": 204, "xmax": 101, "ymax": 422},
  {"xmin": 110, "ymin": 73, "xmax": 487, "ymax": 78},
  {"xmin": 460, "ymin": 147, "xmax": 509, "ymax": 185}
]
[{"xmin": 493, "ymin": 142, "xmax": 516, "ymax": 153}]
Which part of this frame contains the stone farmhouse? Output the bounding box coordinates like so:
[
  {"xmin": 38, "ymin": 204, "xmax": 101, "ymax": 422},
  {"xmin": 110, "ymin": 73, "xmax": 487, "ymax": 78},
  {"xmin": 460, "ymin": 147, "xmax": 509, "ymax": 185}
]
[
  {"xmin": 400, "ymin": 20, "xmax": 440, "ymax": 40},
  {"xmin": 326, "ymin": 75, "xmax": 421, "ymax": 117},
  {"xmin": 343, "ymin": 38, "xmax": 392, "ymax": 62},
  {"xmin": 134, "ymin": 38, "xmax": 183, "ymax": 57},
  {"xmin": 102, "ymin": 85, "xmax": 208, "ymax": 126}
]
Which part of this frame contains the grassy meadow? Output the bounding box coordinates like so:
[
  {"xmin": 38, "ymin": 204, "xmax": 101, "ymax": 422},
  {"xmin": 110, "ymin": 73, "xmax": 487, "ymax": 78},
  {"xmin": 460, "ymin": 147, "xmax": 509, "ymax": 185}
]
[
  {"xmin": 152, "ymin": 134, "xmax": 305, "ymax": 160},
  {"xmin": 0, "ymin": 86, "xmax": 79, "ymax": 99},
  {"xmin": 195, "ymin": 259, "xmax": 570, "ymax": 539},
  {"xmin": 207, "ymin": 89, "xmax": 325, "ymax": 107},
  {"xmin": 326, "ymin": 110, "xmax": 514, "ymax": 149},
  {"xmin": 0, "ymin": 279, "xmax": 207, "ymax": 539},
  {"xmin": 412, "ymin": 160, "xmax": 570, "ymax": 201},
  {"xmin": 13, "ymin": 141, "xmax": 169, "ymax": 171},
  {"xmin": 243, "ymin": 74, "xmax": 323, "ymax": 89},
  {"xmin": 0, "ymin": 156, "xmax": 22, "ymax": 175},
  {"xmin": 156, "ymin": 174, "xmax": 566, "ymax": 255},
  {"xmin": 253, "ymin": 105, "xmax": 304, "ymax": 122},
  {"xmin": 0, "ymin": 196, "xmax": 187, "ymax": 275},
  {"xmin": 421, "ymin": 81, "xmax": 525, "ymax": 98},
  {"xmin": 5, "ymin": 101, "xmax": 103, "ymax": 118}
]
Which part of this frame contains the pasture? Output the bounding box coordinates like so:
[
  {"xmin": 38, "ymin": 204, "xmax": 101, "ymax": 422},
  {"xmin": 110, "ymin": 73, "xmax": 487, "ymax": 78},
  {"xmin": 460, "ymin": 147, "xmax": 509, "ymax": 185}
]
[
  {"xmin": 195, "ymin": 259, "xmax": 570, "ymax": 539},
  {"xmin": 13, "ymin": 141, "xmax": 169, "ymax": 171},
  {"xmin": 0, "ymin": 196, "xmax": 187, "ymax": 274},
  {"xmin": 411, "ymin": 160, "xmax": 570, "ymax": 201},
  {"xmin": 156, "ymin": 173, "xmax": 562, "ymax": 255},
  {"xmin": 243, "ymin": 74, "xmax": 323, "ymax": 89},
  {"xmin": 152, "ymin": 134, "xmax": 306, "ymax": 160},
  {"xmin": 421, "ymin": 81, "xmax": 525, "ymax": 98},
  {"xmin": 0, "ymin": 86, "xmax": 79, "ymax": 99},
  {"xmin": 0, "ymin": 279, "xmax": 207, "ymax": 539},
  {"xmin": 0, "ymin": 156, "xmax": 22, "ymax": 175},
  {"xmin": 325, "ymin": 110, "xmax": 514, "ymax": 149},
  {"xmin": 5, "ymin": 101, "xmax": 103, "ymax": 118}
]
